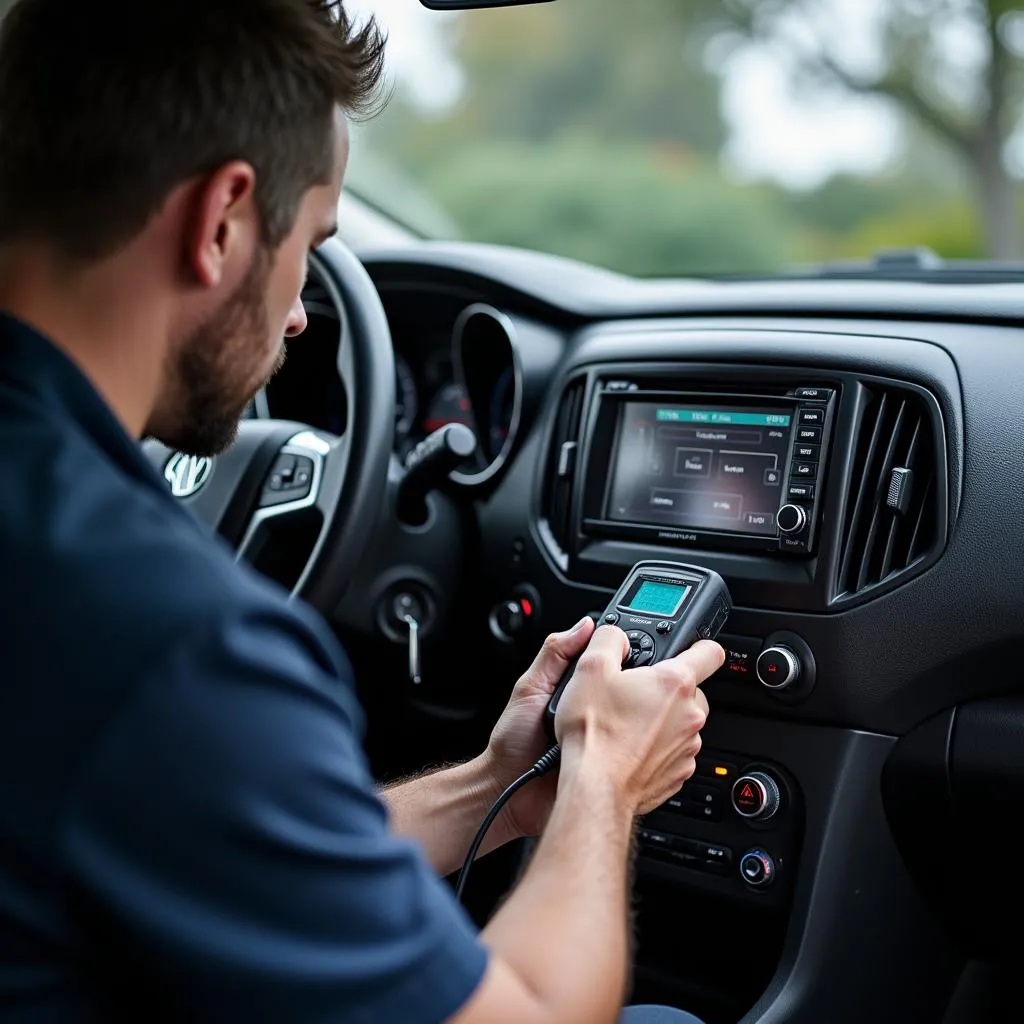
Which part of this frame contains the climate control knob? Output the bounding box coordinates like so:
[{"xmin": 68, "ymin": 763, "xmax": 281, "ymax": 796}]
[
  {"xmin": 776, "ymin": 503, "xmax": 807, "ymax": 534},
  {"xmin": 756, "ymin": 645, "xmax": 801, "ymax": 691},
  {"xmin": 731, "ymin": 771, "xmax": 781, "ymax": 821},
  {"xmin": 739, "ymin": 849, "xmax": 776, "ymax": 888}
]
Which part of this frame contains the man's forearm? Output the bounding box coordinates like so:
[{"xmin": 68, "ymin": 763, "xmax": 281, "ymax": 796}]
[
  {"xmin": 478, "ymin": 743, "xmax": 636, "ymax": 1024},
  {"xmin": 381, "ymin": 755, "xmax": 516, "ymax": 876}
]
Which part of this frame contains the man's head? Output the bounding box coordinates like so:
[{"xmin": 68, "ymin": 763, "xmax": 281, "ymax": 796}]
[{"xmin": 0, "ymin": 0, "xmax": 385, "ymax": 455}]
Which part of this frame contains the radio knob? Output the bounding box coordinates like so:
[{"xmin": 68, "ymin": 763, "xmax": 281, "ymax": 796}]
[
  {"xmin": 777, "ymin": 503, "xmax": 807, "ymax": 534},
  {"xmin": 739, "ymin": 849, "xmax": 776, "ymax": 888},
  {"xmin": 756, "ymin": 645, "xmax": 801, "ymax": 691},
  {"xmin": 731, "ymin": 771, "xmax": 781, "ymax": 821}
]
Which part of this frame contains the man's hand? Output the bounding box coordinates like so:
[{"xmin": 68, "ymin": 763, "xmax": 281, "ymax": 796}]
[
  {"xmin": 557, "ymin": 625, "xmax": 721, "ymax": 814},
  {"xmin": 484, "ymin": 615, "xmax": 596, "ymax": 840}
]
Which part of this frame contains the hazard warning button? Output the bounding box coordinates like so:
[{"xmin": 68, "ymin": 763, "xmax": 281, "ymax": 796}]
[{"xmin": 731, "ymin": 772, "xmax": 781, "ymax": 821}]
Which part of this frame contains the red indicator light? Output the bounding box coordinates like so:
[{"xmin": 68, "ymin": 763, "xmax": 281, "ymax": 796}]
[{"xmin": 520, "ymin": 598, "xmax": 533, "ymax": 617}]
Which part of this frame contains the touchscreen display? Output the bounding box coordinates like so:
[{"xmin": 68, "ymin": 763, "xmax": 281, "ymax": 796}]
[
  {"xmin": 625, "ymin": 580, "xmax": 691, "ymax": 616},
  {"xmin": 605, "ymin": 402, "xmax": 793, "ymax": 537}
]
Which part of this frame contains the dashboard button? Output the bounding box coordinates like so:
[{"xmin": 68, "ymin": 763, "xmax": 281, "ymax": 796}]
[
  {"xmin": 791, "ymin": 462, "xmax": 817, "ymax": 479},
  {"xmin": 798, "ymin": 407, "xmax": 825, "ymax": 426},
  {"xmin": 794, "ymin": 387, "xmax": 832, "ymax": 400},
  {"xmin": 756, "ymin": 646, "xmax": 801, "ymax": 690},
  {"xmin": 739, "ymin": 849, "xmax": 775, "ymax": 888},
  {"xmin": 787, "ymin": 483, "xmax": 815, "ymax": 500},
  {"xmin": 776, "ymin": 504, "xmax": 808, "ymax": 534},
  {"xmin": 731, "ymin": 772, "xmax": 781, "ymax": 820},
  {"xmin": 796, "ymin": 426, "xmax": 822, "ymax": 443},
  {"xmin": 794, "ymin": 444, "xmax": 819, "ymax": 460}
]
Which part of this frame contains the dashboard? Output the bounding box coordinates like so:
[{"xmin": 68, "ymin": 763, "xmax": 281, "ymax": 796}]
[
  {"xmin": 262, "ymin": 240, "xmax": 1024, "ymax": 1024},
  {"xmin": 266, "ymin": 279, "xmax": 518, "ymax": 470}
]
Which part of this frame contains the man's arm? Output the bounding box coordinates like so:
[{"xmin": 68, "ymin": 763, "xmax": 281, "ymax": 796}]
[
  {"xmin": 381, "ymin": 755, "xmax": 513, "ymax": 876},
  {"xmin": 448, "ymin": 628, "xmax": 722, "ymax": 1024},
  {"xmin": 382, "ymin": 617, "xmax": 596, "ymax": 875}
]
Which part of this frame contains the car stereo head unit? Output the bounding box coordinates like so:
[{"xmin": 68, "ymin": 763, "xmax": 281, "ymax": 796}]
[{"xmin": 580, "ymin": 381, "xmax": 837, "ymax": 555}]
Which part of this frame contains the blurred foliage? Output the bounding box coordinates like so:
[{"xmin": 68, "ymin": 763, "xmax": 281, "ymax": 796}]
[
  {"xmin": 355, "ymin": 0, "xmax": 1024, "ymax": 274},
  {"xmin": 417, "ymin": 139, "xmax": 796, "ymax": 276}
]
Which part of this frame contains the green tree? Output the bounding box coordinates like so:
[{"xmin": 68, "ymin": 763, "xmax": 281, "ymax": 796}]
[
  {"xmin": 372, "ymin": 0, "xmax": 728, "ymax": 164},
  {"xmin": 418, "ymin": 139, "xmax": 796, "ymax": 277},
  {"xmin": 720, "ymin": 0, "xmax": 1024, "ymax": 258}
]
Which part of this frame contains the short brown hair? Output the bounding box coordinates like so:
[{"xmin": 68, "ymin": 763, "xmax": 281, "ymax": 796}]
[{"xmin": 0, "ymin": 0, "xmax": 386, "ymax": 259}]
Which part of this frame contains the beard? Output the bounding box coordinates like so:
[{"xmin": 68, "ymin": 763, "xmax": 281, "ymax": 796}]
[{"xmin": 156, "ymin": 247, "xmax": 287, "ymax": 457}]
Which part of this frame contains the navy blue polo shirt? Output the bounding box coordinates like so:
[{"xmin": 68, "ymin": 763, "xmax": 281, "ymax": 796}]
[{"xmin": 0, "ymin": 313, "xmax": 487, "ymax": 1022}]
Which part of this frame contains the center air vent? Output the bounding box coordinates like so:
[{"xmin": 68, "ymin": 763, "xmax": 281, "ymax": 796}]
[
  {"xmin": 540, "ymin": 377, "xmax": 586, "ymax": 563},
  {"xmin": 835, "ymin": 383, "xmax": 946, "ymax": 602}
]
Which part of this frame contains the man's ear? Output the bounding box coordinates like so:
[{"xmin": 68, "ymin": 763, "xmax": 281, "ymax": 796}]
[{"xmin": 184, "ymin": 161, "xmax": 259, "ymax": 289}]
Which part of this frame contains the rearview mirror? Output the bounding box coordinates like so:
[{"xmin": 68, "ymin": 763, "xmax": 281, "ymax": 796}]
[{"xmin": 419, "ymin": 0, "xmax": 553, "ymax": 8}]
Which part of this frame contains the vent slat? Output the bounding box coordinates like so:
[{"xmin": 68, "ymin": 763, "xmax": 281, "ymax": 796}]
[
  {"xmin": 836, "ymin": 385, "xmax": 941, "ymax": 601},
  {"xmin": 838, "ymin": 392, "xmax": 887, "ymax": 590},
  {"xmin": 542, "ymin": 379, "xmax": 585, "ymax": 553}
]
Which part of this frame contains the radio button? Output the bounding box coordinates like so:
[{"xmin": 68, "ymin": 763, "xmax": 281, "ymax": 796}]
[
  {"xmin": 798, "ymin": 407, "xmax": 825, "ymax": 426},
  {"xmin": 796, "ymin": 426, "xmax": 822, "ymax": 443},
  {"xmin": 795, "ymin": 387, "xmax": 833, "ymax": 400},
  {"xmin": 787, "ymin": 483, "xmax": 815, "ymax": 500},
  {"xmin": 792, "ymin": 462, "xmax": 817, "ymax": 479},
  {"xmin": 794, "ymin": 444, "xmax": 819, "ymax": 460}
]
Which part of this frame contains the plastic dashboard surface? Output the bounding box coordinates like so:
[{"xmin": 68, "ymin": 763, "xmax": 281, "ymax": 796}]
[
  {"xmin": 357, "ymin": 245, "xmax": 1024, "ymax": 737},
  {"xmin": 356, "ymin": 246, "xmax": 1024, "ymax": 1020}
]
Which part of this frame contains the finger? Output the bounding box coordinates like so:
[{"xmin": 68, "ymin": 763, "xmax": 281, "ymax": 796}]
[
  {"xmin": 578, "ymin": 624, "xmax": 630, "ymax": 670},
  {"xmin": 666, "ymin": 639, "xmax": 725, "ymax": 686},
  {"xmin": 523, "ymin": 616, "xmax": 596, "ymax": 689}
]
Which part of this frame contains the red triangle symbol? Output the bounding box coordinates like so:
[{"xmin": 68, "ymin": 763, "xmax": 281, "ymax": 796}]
[{"xmin": 740, "ymin": 784, "xmax": 755, "ymax": 800}]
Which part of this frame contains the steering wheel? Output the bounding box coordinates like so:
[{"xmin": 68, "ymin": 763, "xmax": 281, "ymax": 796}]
[{"xmin": 143, "ymin": 238, "xmax": 396, "ymax": 614}]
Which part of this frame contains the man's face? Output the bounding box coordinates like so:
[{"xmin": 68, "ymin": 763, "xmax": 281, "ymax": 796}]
[{"xmin": 155, "ymin": 115, "xmax": 347, "ymax": 457}]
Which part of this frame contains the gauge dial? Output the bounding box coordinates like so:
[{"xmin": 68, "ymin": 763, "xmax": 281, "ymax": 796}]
[
  {"xmin": 394, "ymin": 355, "xmax": 418, "ymax": 440},
  {"xmin": 424, "ymin": 381, "xmax": 473, "ymax": 433}
]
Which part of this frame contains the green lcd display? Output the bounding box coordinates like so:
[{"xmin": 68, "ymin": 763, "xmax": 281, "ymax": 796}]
[{"xmin": 625, "ymin": 580, "xmax": 691, "ymax": 617}]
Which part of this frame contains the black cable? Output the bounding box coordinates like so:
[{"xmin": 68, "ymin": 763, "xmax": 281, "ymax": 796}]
[{"xmin": 454, "ymin": 744, "xmax": 562, "ymax": 903}]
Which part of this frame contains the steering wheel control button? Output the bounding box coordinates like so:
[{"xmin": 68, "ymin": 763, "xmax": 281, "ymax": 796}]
[
  {"xmin": 776, "ymin": 504, "xmax": 808, "ymax": 535},
  {"xmin": 731, "ymin": 772, "xmax": 781, "ymax": 821},
  {"xmin": 655, "ymin": 620, "xmax": 672, "ymax": 635},
  {"xmin": 739, "ymin": 849, "xmax": 776, "ymax": 888},
  {"xmin": 756, "ymin": 646, "xmax": 801, "ymax": 690},
  {"xmin": 259, "ymin": 454, "xmax": 315, "ymax": 508}
]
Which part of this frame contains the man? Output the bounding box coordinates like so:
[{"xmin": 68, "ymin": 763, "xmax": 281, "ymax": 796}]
[{"xmin": 0, "ymin": 2, "xmax": 722, "ymax": 1022}]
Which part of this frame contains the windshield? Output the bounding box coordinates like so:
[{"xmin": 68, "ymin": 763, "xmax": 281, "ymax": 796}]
[{"xmin": 344, "ymin": 0, "xmax": 1024, "ymax": 277}]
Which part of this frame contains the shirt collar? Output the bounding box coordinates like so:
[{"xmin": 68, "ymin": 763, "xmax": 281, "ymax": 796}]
[{"xmin": 0, "ymin": 311, "xmax": 173, "ymax": 500}]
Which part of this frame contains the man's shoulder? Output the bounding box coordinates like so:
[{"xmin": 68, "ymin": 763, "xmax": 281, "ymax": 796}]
[{"xmin": 0, "ymin": 396, "xmax": 353, "ymax": 730}]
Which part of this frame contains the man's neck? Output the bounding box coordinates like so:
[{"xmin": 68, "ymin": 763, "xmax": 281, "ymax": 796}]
[{"xmin": 0, "ymin": 244, "xmax": 170, "ymax": 439}]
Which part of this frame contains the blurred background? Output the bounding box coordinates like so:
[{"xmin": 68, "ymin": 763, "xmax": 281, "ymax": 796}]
[
  {"xmin": 1, "ymin": 0, "xmax": 1019, "ymax": 276},
  {"xmin": 343, "ymin": 0, "xmax": 1024, "ymax": 276}
]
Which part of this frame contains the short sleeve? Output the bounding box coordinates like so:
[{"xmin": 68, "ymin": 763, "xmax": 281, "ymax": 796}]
[{"xmin": 59, "ymin": 603, "xmax": 488, "ymax": 1023}]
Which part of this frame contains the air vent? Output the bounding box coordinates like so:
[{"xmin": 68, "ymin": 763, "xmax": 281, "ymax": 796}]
[
  {"xmin": 836, "ymin": 384, "xmax": 944, "ymax": 601},
  {"xmin": 541, "ymin": 378, "xmax": 587, "ymax": 559}
]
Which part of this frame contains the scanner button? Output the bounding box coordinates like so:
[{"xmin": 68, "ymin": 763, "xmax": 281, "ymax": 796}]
[
  {"xmin": 656, "ymin": 621, "xmax": 672, "ymax": 635},
  {"xmin": 626, "ymin": 630, "xmax": 644, "ymax": 642},
  {"xmin": 632, "ymin": 649, "xmax": 654, "ymax": 666},
  {"xmin": 639, "ymin": 634, "xmax": 654, "ymax": 650}
]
